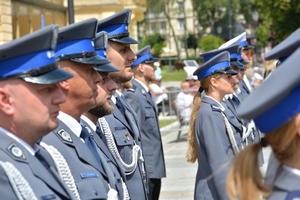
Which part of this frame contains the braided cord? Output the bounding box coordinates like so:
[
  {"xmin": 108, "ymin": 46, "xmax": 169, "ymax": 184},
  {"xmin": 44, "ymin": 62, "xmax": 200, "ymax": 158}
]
[
  {"xmin": 121, "ymin": 178, "xmax": 130, "ymax": 200},
  {"xmin": 40, "ymin": 142, "xmax": 81, "ymax": 200},
  {"xmin": 98, "ymin": 117, "xmax": 143, "ymax": 175},
  {"xmin": 221, "ymin": 112, "xmax": 240, "ymax": 155},
  {"xmin": 0, "ymin": 161, "xmax": 38, "ymax": 200}
]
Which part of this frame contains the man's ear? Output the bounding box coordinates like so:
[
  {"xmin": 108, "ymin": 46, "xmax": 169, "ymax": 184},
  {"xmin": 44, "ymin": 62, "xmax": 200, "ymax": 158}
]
[
  {"xmin": 0, "ymin": 87, "xmax": 14, "ymax": 115},
  {"xmin": 58, "ymin": 81, "xmax": 69, "ymax": 91},
  {"xmin": 138, "ymin": 63, "xmax": 145, "ymax": 73},
  {"xmin": 294, "ymin": 113, "xmax": 300, "ymax": 136}
]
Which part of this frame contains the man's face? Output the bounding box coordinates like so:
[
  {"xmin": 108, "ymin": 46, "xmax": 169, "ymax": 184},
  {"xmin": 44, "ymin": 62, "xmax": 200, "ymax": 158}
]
[
  {"xmin": 88, "ymin": 72, "xmax": 118, "ymax": 118},
  {"xmin": 142, "ymin": 62, "xmax": 157, "ymax": 83},
  {"xmin": 106, "ymin": 41, "xmax": 137, "ymax": 84},
  {"xmin": 59, "ymin": 60, "xmax": 101, "ymax": 112},
  {"xmin": 2, "ymin": 79, "xmax": 66, "ymax": 144},
  {"xmin": 242, "ymin": 49, "xmax": 252, "ymax": 70}
]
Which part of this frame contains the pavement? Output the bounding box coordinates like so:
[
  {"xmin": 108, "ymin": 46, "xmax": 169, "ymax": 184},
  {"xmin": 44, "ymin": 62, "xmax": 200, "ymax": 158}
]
[{"xmin": 158, "ymin": 123, "xmax": 272, "ymax": 200}]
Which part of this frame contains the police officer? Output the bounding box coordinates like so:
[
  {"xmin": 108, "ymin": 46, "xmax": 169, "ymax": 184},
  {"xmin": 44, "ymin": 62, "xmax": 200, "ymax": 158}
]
[
  {"xmin": 124, "ymin": 45, "xmax": 167, "ymax": 200},
  {"xmin": 97, "ymin": 9, "xmax": 148, "ymax": 200},
  {"xmin": 227, "ymin": 46, "xmax": 300, "ymax": 200},
  {"xmin": 191, "ymin": 51, "xmax": 239, "ymax": 200},
  {"xmin": 0, "ymin": 25, "xmax": 76, "ymax": 199},
  {"xmin": 41, "ymin": 18, "xmax": 113, "ymax": 200},
  {"xmin": 80, "ymin": 31, "xmax": 130, "ymax": 200}
]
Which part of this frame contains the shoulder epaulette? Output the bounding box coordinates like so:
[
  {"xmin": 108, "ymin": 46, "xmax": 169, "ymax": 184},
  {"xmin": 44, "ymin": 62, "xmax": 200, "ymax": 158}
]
[{"xmin": 211, "ymin": 104, "xmax": 222, "ymax": 112}]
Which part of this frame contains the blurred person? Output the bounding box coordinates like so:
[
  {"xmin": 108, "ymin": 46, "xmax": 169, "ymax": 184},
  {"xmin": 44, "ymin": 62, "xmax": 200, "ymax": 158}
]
[
  {"xmin": 251, "ymin": 66, "xmax": 263, "ymax": 89},
  {"xmin": 175, "ymin": 81, "xmax": 193, "ymax": 123},
  {"xmin": 149, "ymin": 75, "xmax": 169, "ymax": 115},
  {"xmin": 124, "ymin": 45, "xmax": 166, "ymax": 200},
  {"xmin": 184, "ymin": 66, "xmax": 200, "ymax": 96},
  {"xmin": 263, "ymin": 59, "xmax": 277, "ymax": 79},
  {"xmin": 227, "ymin": 46, "xmax": 300, "ymax": 200},
  {"xmin": 187, "ymin": 51, "xmax": 243, "ymax": 200}
]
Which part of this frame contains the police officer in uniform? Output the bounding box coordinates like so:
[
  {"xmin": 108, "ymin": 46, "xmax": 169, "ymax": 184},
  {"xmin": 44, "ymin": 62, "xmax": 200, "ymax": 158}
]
[
  {"xmin": 124, "ymin": 45, "xmax": 166, "ymax": 200},
  {"xmin": 227, "ymin": 46, "xmax": 300, "ymax": 200},
  {"xmin": 191, "ymin": 51, "xmax": 239, "ymax": 200},
  {"xmin": 0, "ymin": 25, "xmax": 76, "ymax": 199},
  {"xmin": 41, "ymin": 18, "xmax": 113, "ymax": 200},
  {"xmin": 97, "ymin": 9, "xmax": 148, "ymax": 200}
]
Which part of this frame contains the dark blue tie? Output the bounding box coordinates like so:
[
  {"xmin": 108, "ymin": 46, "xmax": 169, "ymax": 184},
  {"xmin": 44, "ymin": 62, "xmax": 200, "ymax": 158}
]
[
  {"xmin": 96, "ymin": 126, "xmax": 108, "ymax": 147},
  {"xmin": 80, "ymin": 125, "xmax": 103, "ymax": 168},
  {"xmin": 115, "ymin": 97, "xmax": 125, "ymax": 116}
]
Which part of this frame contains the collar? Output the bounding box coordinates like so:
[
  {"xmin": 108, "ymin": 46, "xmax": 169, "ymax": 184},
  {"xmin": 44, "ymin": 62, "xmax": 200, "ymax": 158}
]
[
  {"xmin": 0, "ymin": 127, "xmax": 39, "ymax": 155},
  {"xmin": 80, "ymin": 115, "xmax": 96, "ymax": 132},
  {"xmin": 134, "ymin": 78, "xmax": 149, "ymax": 92},
  {"xmin": 58, "ymin": 111, "xmax": 82, "ymax": 138},
  {"xmin": 283, "ymin": 165, "xmax": 300, "ymax": 177},
  {"xmin": 205, "ymin": 95, "xmax": 225, "ymax": 111}
]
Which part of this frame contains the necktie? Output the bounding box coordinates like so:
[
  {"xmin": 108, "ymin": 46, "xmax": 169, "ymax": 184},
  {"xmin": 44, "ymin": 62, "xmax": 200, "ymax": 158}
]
[
  {"xmin": 96, "ymin": 126, "xmax": 108, "ymax": 147},
  {"xmin": 115, "ymin": 96, "xmax": 125, "ymax": 116},
  {"xmin": 80, "ymin": 125, "xmax": 103, "ymax": 169}
]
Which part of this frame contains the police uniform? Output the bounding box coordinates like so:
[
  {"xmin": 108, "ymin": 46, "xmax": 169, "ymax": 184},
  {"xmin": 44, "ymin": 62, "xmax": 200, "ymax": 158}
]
[
  {"xmin": 193, "ymin": 51, "xmax": 240, "ymax": 200},
  {"xmin": 41, "ymin": 18, "xmax": 114, "ymax": 200},
  {"xmin": 0, "ymin": 25, "xmax": 75, "ymax": 199},
  {"xmin": 97, "ymin": 9, "xmax": 148, "ymax": 200},
  {"xmin": 237, "ymin": 47, "xmax": 300, "ymax": 200},
  {"xmin": 124, "ymin": 45, "xmax": 166, "ymax": 200}
]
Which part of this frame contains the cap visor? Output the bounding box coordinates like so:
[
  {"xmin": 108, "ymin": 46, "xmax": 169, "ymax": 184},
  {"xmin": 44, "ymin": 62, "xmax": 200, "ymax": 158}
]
[
  {"xmin": 94, "ymin": 63, "xmax": 119, "ymax": 72},
  {"xmin": 71, "ymin": 55, "xmax": 110, "ymax": 65},
  {"xmin": 22, "ymin": 67, "xmax": 73, "ymax": 84},
  {"xmin": 243, "ymin": 45, "xmax": 254, "ymax": 49},
  {"xmin": 225, "ymin": 68, "xmax": 238, "ymax": 75},
  {"xmin": 109, "ymin": 36, "xmax": 139, "ymax": 44},
  {"xmin": 144, "ymin": 57, "xmax": 160, "ymax": 64}
]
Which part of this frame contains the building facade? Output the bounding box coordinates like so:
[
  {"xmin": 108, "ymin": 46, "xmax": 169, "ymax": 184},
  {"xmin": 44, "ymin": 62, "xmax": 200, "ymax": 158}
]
[{"xmin": 0, "ymin": 0, "xmax": 146, "ymax": 51}]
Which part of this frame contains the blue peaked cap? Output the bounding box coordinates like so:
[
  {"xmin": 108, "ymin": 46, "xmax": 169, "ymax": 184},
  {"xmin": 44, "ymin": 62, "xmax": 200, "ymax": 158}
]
[
  {"xmin": 93, "ymin": 31, "xmax": 119, "ymax": 72},
  {"xmin": 56, "ymin": 18, "xmax": 108, "ymax": 65},
  {"xmin": 264, "ymin": 28, "xmax": 300, "ymax": 64},
  {"xmin": 132, "ymin": 45, "xmax": 159, "ymax": 67},
  {"xmin": 97, "ymin": 9, "xmax": 138, "ymax": 44},
  {"xmin": 0, "ymin": 25, "xmax": 73, "ymax": 84},
  {"xmin": 194, "ymin": 51, "xmax": 237, "ymax": 80},
  {"xmin": 219, "ymin": 32, "xmax": 254, "ymax": 50},
  {"xmin": 200, "ymin": 44, "xmax": 244, "ymax": 70},
  {"xmin": 237, "ymin": 47, "xmax": 300, "ymax": 133}
]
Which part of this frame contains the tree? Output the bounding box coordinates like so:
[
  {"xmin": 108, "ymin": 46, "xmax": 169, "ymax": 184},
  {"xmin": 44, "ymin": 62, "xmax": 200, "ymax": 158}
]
[
  {"xmin": 254, "ymin": 0, "xmax": 300, "ymax": 45},
  {"xmin": 139, "ymin": 33, "xmax": 166, "ymax": 57},
  {"xmin": 199, "ymin": 34, "xmax": 225, "ymax": 53}
]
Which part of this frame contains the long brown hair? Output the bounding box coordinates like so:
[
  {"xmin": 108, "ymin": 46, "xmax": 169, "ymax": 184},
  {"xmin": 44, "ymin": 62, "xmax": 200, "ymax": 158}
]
[
  {"xmin": 227, "ymin": 117, "xmax": 299, "ymax": 200},
  {"xmin": 186, "ymin": 73, "xmax": 222, "ymax": 163}
]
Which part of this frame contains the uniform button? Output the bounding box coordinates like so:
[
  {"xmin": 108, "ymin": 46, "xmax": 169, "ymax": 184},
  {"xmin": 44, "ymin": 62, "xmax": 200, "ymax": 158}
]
[{"xmin": 94, "ymin": 190, "xmax": 98, "ymax": 196}]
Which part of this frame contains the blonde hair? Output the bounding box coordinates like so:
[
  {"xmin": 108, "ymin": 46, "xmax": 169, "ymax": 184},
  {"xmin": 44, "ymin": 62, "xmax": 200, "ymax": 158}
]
[
  {"xmin": 186, "ymin": 73, "xmax": 221, "ymax": 163},
  {"xmin": 227, "ymin": 117, "xmax": 299, "ymax": 200}
]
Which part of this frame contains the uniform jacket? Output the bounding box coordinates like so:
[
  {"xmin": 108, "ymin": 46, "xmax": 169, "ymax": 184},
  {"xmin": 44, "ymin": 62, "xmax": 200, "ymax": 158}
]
[
  {"xmin": 81, "ymin": 117, "xmax": 126, "ymax": 200},
  {"xmin": 124, "ymin": 79, "xmax": 166, "ymax": 179},
  {"xmin": 102, "ymin": 101, "xmax": 148, "ymax": 200},
  {"xmin": 267, "ymin": 165, "xmax": 300, "ymax": 200},
  {"xmin": 42, "ymin": 119, "xmax": 109, "ymax": 200},
  {"xmin": 194, "ymin": 96, "xmax": 244, "ymax": 200},
  {"xmin": 0, "ymin": 131, "xmax": 74, "ymax": 200}
]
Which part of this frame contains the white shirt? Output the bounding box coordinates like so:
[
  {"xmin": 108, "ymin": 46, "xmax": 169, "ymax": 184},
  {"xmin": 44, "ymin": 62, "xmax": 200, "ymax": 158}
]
[
  {"xmin": 175, "ymin": 92, "xmax": 193, "ymax": 123},
  {"xmin": 58, "ymin": 111, "xmax": 82, "ymax": 139},
  {"xmin": 149, "ymin": 83, "xmax": 168, "ymax": 105}
]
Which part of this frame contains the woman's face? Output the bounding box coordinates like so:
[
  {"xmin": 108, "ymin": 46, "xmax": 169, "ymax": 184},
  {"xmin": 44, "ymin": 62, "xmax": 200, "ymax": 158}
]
[{"xmin": 215, "ymin": 73, "xmax": 235, "ymax": 95}]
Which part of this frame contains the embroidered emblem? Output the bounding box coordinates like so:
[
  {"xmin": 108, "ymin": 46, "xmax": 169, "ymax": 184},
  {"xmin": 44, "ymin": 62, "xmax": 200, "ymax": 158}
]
[
  {"xmin": 7, "ymin": 143, "xmax": 26, "ymax": 160},
  {"xmin": 57, "ymin": 129, "xmax": 72, "ymax": 142}
]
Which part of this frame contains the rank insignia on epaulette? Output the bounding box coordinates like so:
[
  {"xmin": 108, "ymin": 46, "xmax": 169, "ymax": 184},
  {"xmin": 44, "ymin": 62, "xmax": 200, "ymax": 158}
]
[
  {"xmin": 7, "ymin": 143, "xmax": 26, "ymax": 160},
  {"xmin": 125, "ymin": 133, "xmax": 130, "ymax": 141},
  {"xmin": 57, "ymin": 129, "xmax": 72, "ymax": 143}
]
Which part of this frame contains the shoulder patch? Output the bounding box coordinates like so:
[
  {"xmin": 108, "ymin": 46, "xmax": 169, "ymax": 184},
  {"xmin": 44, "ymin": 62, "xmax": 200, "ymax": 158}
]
[
  {"xmin": 211, "ymin": 104, "xmax": 222, "ymax": 112},
  {"xmin": 7, "ymin": 143, "xmax": 26, "ymax": 161},
  {"xmin": 57, "ymin": 129, "xmax": 72, "ymax": 143}
]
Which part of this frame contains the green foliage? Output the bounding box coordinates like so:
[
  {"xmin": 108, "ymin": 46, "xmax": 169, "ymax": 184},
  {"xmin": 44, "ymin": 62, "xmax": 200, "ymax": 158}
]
[
  {"xmin": 161, "ymin": 65, "xmax": 186, "ymax": 81},
  {"xmin": 199, "ymin": 34, "xmax": 225, "ymax": 52},
  {"xmin": 186, "ymin": 33, "xmax": 198, "ymax": 50},
  {"xmin": 139, "ymin": 33, "xmax": 166, "ymax": 57},
  {"xmin": 254, "ymin": 0, "xmax": 300, "ymax": 43}
]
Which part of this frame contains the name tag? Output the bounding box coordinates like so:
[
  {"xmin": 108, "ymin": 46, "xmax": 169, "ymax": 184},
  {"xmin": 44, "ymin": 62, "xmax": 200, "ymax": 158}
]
[
  {"xmin": 145, "ymin": 106, "xmax": 152, "ymax": 109},
  {"xmin": 80, "ymin": 172, "xmax": 99, "ymax": 178},
  {"xmin": 229, "ymin": 116, "xmax": 235, "ymax": 119},
  {"xmin": 41, "ymin": 194, "xmax": 56, "ymax": 200},
  {"xmin": 114, "ymin": 126, "xmax": 126, "ymax": 131}
]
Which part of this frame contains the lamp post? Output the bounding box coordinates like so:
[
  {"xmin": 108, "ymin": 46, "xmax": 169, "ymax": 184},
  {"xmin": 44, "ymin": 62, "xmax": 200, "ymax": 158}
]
[
  {"xmin": 217, "ymin": 26, "xmax": 222, "ymax": 37},
  {"xmin": 228, "ymin": 0, "xmax": 232, "ymax": 39}
]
